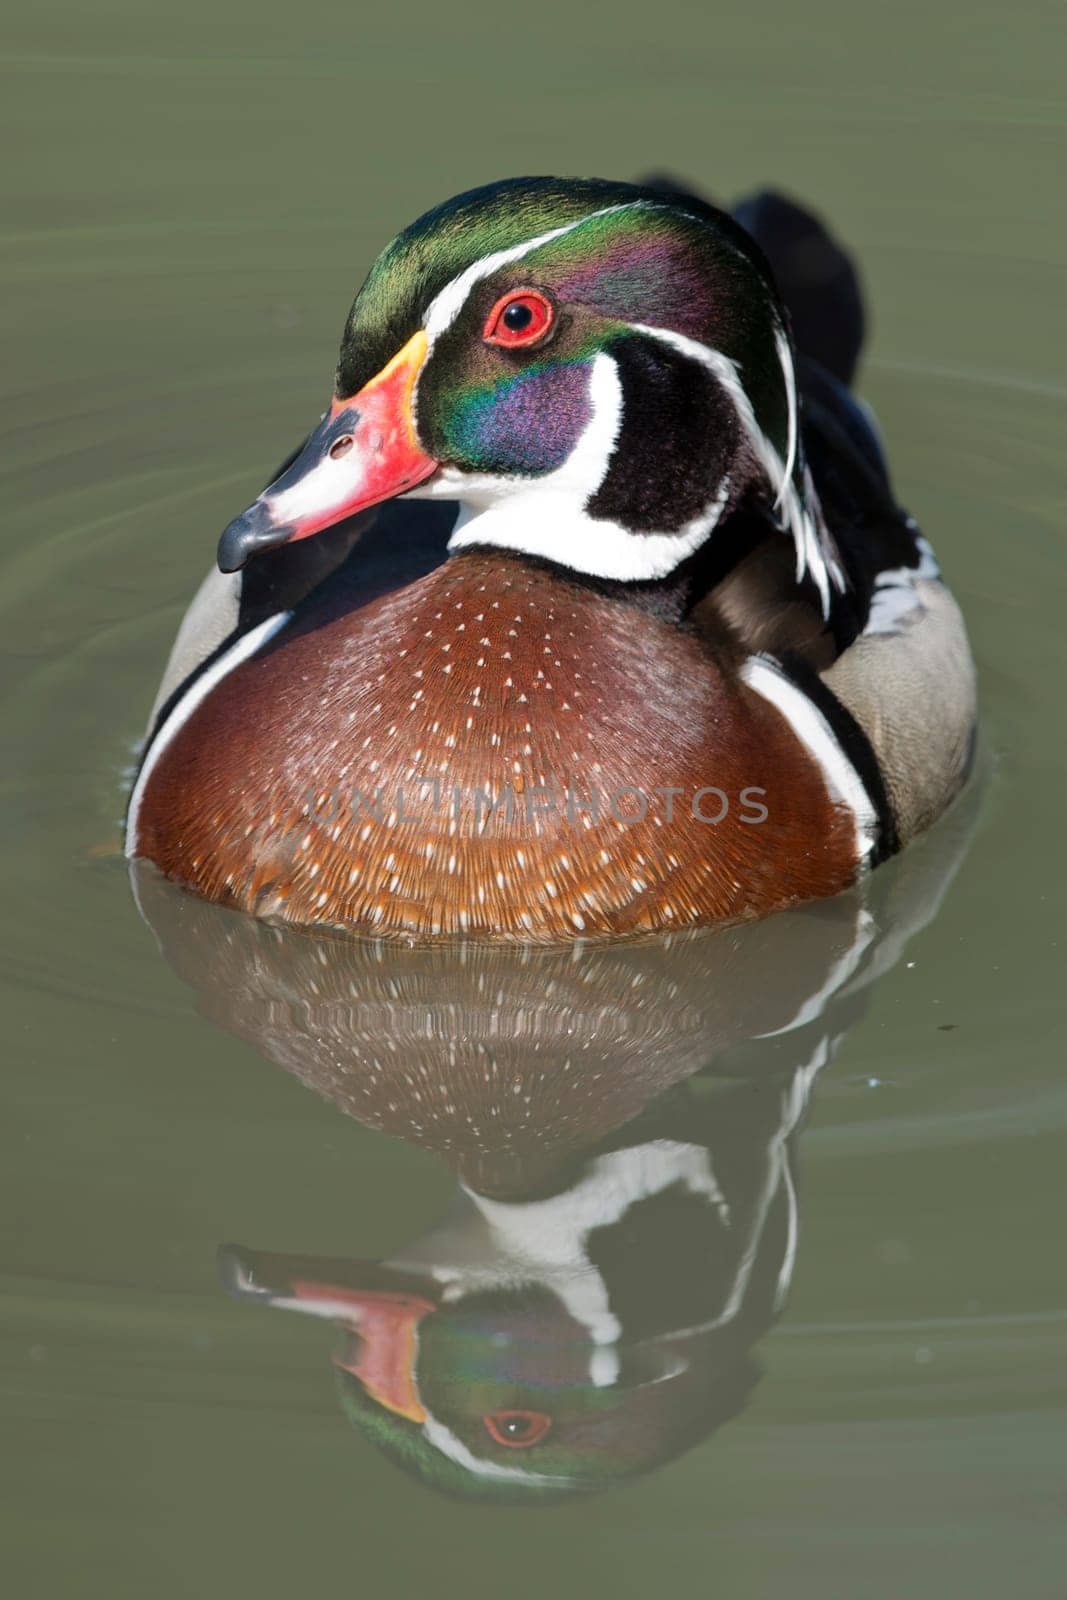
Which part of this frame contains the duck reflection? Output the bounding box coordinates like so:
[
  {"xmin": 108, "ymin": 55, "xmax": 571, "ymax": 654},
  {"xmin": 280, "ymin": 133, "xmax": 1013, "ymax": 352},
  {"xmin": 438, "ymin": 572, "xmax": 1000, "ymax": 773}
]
[
  {"xmin": 132, "ymin": 792, "xmax": 976, "ymax": 1501},
  {"xmin": 217, "ymin": 1063, "xmax": 813, "ymax": 1502}
]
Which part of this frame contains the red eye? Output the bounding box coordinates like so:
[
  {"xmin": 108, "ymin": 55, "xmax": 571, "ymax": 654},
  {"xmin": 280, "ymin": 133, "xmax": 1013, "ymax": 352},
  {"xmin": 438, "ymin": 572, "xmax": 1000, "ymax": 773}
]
[
  {"xmin": 483, "ymin": 289, "xmax": 555, "ymax": 349},
  {"xmin": 482, "ymin": 1409, "xmax": 553, "ymax": 1448}
]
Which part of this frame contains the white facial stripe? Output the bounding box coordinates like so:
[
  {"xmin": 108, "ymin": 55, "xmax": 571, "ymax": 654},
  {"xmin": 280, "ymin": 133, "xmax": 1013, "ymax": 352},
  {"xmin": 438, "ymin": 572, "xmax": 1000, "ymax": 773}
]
[
  {"xmin": 631, "ymin": 322, "xmax": 845, "ymax": 617},
  {"xmin": 420, "ymin": 1414, "xmax": 564, "ymax": 1486},
  {"xmin": 774, "ymin": 326, "xmax": 799, "ymax": 498},
  {"xmin": 740, "ymin": 653, "xmax": 878, "ymax": 866},
  {"xmin": 429, "ymin": 351, "xmax": 730, "ymax": 581},
  {"xmin": 125, "ymin": 611, "xmax": 293, "ymax": 855},
  {"xmin": 422, "ymin": 201, "xmax": 664, "ymax": 346}
]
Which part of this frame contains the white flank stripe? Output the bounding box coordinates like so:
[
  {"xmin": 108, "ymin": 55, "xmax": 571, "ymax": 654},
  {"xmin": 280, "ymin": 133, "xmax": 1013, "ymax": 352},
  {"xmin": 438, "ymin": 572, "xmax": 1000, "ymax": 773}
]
[
  {"xmin": 740, "ymin": 654, "xmax": 878, "ymax": 866},
  {"xmin": 125, "ymin": 611, "xmax": 293, "ymax": 855}
]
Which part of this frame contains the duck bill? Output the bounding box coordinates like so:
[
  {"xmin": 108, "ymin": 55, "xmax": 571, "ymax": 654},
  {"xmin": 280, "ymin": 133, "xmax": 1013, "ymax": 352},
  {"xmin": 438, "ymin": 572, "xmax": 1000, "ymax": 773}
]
[
  {"xmin": 219, "ymin": 1244, "xmax": 435, "ymax": 1424},
  {"xmin": 217, "ymin": 330, "xmax": 438, "ymax": 573},
  {"xmin": 329, "ymin": 1294, "xmax": 433, "ymax": 1424}
]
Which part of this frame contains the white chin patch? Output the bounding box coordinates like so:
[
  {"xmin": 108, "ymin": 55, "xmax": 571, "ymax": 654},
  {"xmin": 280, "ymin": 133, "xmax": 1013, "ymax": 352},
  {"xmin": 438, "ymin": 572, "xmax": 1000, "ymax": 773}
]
[{"xmin": 413, "ymin": 352, "xmax": 730, "ymax": 583}]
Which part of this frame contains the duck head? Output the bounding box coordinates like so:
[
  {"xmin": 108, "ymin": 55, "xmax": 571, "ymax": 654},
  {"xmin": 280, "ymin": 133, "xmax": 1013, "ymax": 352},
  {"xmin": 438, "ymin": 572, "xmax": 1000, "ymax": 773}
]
[
  {"xmin": 221, "ymin": 1241, "xmax": 742, "ymax": 1505},
  {"xmin": 218, "ymin": 1069, "xmax": 799, "ymax": 1505},
  {"xmin": 218, "ymin": 177, "xmax": 841, "ymax": 608}
]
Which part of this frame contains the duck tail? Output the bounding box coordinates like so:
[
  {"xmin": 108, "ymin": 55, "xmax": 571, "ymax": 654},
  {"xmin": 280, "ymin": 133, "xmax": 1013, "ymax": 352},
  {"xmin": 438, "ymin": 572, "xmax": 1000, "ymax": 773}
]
[{"xmin": 639, "ymin": 174, "xmax": 866, "ymax": 388}]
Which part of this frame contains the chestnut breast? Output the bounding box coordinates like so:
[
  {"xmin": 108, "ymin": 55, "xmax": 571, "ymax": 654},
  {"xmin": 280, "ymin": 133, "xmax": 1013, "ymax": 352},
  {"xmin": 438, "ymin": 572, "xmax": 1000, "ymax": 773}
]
[{"xmin": 133, "ymin": 550, "xmax": 858, "ymax": 939}]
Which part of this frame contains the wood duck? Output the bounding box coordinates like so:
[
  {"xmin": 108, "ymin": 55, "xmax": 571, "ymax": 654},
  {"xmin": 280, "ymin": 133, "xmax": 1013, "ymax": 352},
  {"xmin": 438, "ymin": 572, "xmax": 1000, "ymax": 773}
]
[{"xmin": 126, "ymin": 176, "xmax": 977, "ymax": 942}]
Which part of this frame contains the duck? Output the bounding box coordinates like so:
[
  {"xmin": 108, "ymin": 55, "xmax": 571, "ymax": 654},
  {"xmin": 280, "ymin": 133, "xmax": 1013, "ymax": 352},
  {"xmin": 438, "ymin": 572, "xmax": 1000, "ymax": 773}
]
[{"xmin": 125, "ymin": 175, "xmax": 977, "ymax": 942}]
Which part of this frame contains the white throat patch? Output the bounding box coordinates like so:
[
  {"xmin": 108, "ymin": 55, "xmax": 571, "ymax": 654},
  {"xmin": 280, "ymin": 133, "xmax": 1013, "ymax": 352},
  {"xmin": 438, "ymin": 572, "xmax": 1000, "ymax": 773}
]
[{"xmin": 413, "ymin": 351, "xmax": 731, "ymax": 581}]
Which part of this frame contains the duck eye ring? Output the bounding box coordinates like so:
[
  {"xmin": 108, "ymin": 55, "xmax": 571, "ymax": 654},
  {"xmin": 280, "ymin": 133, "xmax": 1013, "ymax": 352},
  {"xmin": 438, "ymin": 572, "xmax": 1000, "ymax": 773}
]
[
  {"xmin": 482, "ymin": 1409, "xmax": 553, "ymax": 1448},
  {"xmin": 483, "ymin": 289, "xmax": 555, "ymax": 349}
]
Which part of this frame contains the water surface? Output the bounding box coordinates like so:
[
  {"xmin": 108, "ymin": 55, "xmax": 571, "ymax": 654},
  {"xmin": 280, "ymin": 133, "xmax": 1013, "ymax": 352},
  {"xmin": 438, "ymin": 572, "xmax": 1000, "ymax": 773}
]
[{"xmin": 3, "ymin": 1, "xmax": 1065, "ymax": 1594}]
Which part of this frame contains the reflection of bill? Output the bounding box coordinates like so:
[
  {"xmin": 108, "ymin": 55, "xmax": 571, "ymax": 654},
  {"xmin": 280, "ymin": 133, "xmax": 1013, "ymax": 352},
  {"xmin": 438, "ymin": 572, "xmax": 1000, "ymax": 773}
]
[{"xmin": 132, "ymin": 782, "xmax": 978, "ymax": 1502}]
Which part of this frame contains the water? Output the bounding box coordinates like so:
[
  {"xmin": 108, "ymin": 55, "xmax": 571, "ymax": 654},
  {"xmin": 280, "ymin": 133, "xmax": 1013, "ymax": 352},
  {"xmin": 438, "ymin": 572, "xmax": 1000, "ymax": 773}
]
[{"xmin": 3, "ymin": 0, "xmax": 1065, "ymax": 1593}]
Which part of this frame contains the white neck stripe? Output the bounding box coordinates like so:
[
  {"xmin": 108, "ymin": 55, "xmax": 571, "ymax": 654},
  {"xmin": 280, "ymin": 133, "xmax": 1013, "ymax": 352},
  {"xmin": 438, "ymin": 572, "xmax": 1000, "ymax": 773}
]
[
  {"xmin": 631, "ymin": 322, "xmax": 844, "ymax": 616},
  {"xmin": 445, "ymin": 488, "xmax": 729, "ymax": 581}
]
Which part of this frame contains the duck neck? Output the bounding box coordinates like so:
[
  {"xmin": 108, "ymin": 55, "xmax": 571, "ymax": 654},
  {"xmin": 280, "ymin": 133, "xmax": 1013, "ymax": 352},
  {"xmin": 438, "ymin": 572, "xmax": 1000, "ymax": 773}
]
[{"xmin": 444, "ymin": 495, "xmax": 773, "ymax": 630}]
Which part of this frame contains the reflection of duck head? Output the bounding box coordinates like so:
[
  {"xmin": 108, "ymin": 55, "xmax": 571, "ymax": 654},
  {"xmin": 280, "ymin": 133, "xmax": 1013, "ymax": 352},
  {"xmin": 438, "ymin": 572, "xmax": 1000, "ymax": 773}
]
[
  {"xmin": 220, "ymin": 1063, "xmax": 811, "ymax": 1502},
  {"xmin": 134, "ymin": 788, "xmax": 978, "ymax": 1499}
]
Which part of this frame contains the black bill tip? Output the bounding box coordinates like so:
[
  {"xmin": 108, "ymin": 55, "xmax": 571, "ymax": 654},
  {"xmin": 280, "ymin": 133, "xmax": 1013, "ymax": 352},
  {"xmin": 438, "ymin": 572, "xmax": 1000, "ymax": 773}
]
[
  {"xmin": 217, "ymin": 501, "xmax": 297, "ymax": 573},
  {"xmin": 217, "ymin": 1243, "xmax": 280, "ymax": 1300}
]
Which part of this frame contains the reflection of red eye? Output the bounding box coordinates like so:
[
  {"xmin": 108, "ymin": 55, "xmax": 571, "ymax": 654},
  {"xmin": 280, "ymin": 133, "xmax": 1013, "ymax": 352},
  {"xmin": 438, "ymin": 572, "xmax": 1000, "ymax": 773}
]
[
  {"xmin": 483, "ymin": 289, "xmax": 555, "ymax": 349},
  {"xmin": 483, "ymin": 1409, "xmax": 553, "ymax": 1448}
]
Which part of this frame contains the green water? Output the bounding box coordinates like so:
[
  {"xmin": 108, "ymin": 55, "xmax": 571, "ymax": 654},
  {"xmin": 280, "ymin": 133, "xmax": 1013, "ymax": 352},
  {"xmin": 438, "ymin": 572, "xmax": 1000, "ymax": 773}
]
[{"xmin": 3, "ymin": 0, "xmax": 1065, "ymax": 1593}]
